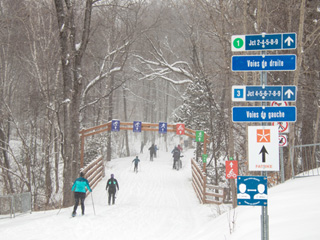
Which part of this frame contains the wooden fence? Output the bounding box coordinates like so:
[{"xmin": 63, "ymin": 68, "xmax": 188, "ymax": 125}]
[
  {"xmin": 191, "ymin": 158, "xmax": 230, "ymax": 204},
  {"xmin": 81, "ymin": 155, "xmax": 104, "ymax": 191}
]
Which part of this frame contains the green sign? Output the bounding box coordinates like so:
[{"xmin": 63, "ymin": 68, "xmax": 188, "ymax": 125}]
[
  {"xmin": 202, "ymin": 154, "xmax": 208, "ymax": 163},
  {"xmin": 232, "ymin": 37, "xmax": 244, "ymax": 50},
  {"xmin": 195, "ymin": 130, "xmax": 204, "ymax": 142},
  {"xmin": 229, "ymin": 157, "xmax": 234, "ymax": 160}
]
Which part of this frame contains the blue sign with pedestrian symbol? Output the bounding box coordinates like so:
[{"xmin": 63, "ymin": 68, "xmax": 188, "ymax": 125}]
[{"xmin": 237, "ymin": 176, "xmax": 268, "ymax": 206}]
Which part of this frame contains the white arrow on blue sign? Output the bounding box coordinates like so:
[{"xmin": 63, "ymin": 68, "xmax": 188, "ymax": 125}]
[
  {"xmin": 232, "ymin": 106, "xmax": 296, "ymax": 122},
  {"xmin": 232, "ymin": 85, "xmax": 297, "ymax": 102},
  {"xmin": 232, "ymin": 33, "xmax": 296, "ymax": 51},
  {"xmin": 232, "ymin": 54, "xmax": 296, "ymax": 72}
]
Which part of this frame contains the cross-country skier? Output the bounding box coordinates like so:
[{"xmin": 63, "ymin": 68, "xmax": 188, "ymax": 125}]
[
  {"xmin": 71, "ymin": 172, "xmax": 92, "ymax": 217},
  {"xmin": 106, "ymin": 174, "xmax": 119, "ymax": 205},
  {"xmin": 172, "ymin": 146, "xmax": 181, "ymax": 170},
  {"xmin": 132, "ymin": 156, "xmax": 140, "ymax": 173},
  {"xmin": 148, "ymin": 143, "xmax": 155, "ymax": 161}
]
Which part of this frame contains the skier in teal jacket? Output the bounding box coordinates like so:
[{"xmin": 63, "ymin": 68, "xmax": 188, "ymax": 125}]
[{"xmin": 71, "ymin": 172, "xmax": 92, "ymax": 217}]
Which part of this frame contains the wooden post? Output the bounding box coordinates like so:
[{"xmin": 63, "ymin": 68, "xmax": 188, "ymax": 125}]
[{"xmin": 203, "ymin": 133, "xmax": 208, "ymax": 172}]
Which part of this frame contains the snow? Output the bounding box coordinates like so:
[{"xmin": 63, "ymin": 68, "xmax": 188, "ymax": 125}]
[{"xmin": 1, "ymin": 149, "xmax": 320, "ymax": 240}]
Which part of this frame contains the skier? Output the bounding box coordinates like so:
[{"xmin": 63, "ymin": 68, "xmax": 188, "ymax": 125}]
[
  {"xmin": 106, "ymin": 174, "xmax": 119, "ymax": 205},
  {"xmin": 154, "ymin": 144, "xmax": 158, "ymax": 158},
  {"xmin": 148, "ymin": 143, "xmax": 155, "ymax": 161},
  {"xmin": 71, "ymin": 172, "xmax": 92, "ymax": 217},
  {"xmin": 172, "ymin": 146, "xmax": 181, "ymax": 170},
  {"xmin": 132, "ymin": 156, "xmax": 140, "ymax": 173}
]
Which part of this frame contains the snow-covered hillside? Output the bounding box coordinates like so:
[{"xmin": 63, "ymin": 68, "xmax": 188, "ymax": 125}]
[{"xmin": 1, "ymin": 149, "xmax": 319, "ymax": 240}]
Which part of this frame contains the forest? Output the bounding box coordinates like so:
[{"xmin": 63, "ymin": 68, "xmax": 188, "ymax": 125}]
[{"xmin": 0, "ymin": 0, "xmax": 319, "ymax": 209}]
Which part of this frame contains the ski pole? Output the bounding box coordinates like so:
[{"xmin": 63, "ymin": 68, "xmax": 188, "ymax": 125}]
[{"xmin": 90, "ymin": 192, "xmax": 96, "ymax": 215}]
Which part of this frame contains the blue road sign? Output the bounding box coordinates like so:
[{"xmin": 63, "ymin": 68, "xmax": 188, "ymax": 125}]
[
  {"xmin": 232, "ymin": 33, "xmax": 296, "ymax": 51},
  {"xmin": 133, "ymin": 121, "xmax": 142, "ymax": 132},
  {"xmin": 232, "ymin": 55, "xmax": 296, "ymax": 72},
  {"xmin": 232, "ymin": 106, "xmax": 296, "ymax": 122},
  {"xmin": 232, "ymin": 85, "xmax": 297, "ymax": 102},
  {"xmin": 237, "ymin": 176, "xmax": 268, "ymax": 206},
  {"xmin": 111, "ymin": 120, "xmax": 120, "ymax": 131},
  {"xmin": 159, "ymin": 122, "xmax": 167, "ymax": 134}
]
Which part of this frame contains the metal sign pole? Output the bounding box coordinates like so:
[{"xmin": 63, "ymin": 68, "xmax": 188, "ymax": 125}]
[
  {"xmin": 260, "ymin": 50, "xmax": 269, "ymax": 240},
  {"xmin": 280, "ymin": 147, "xmax": 285, "ymax": 183}
]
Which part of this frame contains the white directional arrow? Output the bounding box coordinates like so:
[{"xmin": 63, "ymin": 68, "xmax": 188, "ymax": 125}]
[
  {"xmin": 284, "ymin": 36, "xmax": 294, "ymax": 46},
  {"xmin": 285, "ymin": 89, "xmax": 294, "ymax": 99},
  {"xmin": 230, "ymin": 162, "xmax": 234, "ymax": 167}
]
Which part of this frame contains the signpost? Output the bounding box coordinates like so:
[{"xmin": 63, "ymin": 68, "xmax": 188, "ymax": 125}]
[
  {"xmin": 232, "ymin": 33, "xmax": 296, "ymax": 51},
  {"xmin": 232, "ymin": 54, "xmax": 296, "ymax": 71},
  {"xmin": 232, "ymin": 106, "xmax": 296, "ymax": 122},
  {"xmin": 232, "ymin": 85, "xmax": 297, "ymax": 102},
  {"xmin": 231, "ymin": 32, "xmax": 297, "ymax": 240}
]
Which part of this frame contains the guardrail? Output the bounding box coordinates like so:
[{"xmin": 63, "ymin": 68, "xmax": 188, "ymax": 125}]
[{"xmin": 191, "ymin": 158, "xmax": 230, "ymax": 204}]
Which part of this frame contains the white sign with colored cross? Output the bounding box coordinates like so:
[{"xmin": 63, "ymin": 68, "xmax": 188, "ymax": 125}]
[{"xmin": 248, "ymin": 126, "xmax": 279, "ymax": 171}]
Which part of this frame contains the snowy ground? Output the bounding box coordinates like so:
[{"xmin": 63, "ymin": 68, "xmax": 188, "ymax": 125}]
[{"xmin": 1, "ymin": 149, "xmax": 320, "ymax": 240}]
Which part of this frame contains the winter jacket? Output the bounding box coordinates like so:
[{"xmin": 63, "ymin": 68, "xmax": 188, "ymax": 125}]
[
  {"xmin": 132, "ymin": 157, "xmax": 140, "ymax": 165},
  {"xmin": 106, "ymin": 178, "xmax": 119, "ymax": 193},
  {"xmin": 172, "ymin": 148, "xmax": 181, "ymax": 161},
  {"xmin": 71, "ymin": 177, "xmax": 92, "ymax": 193}
]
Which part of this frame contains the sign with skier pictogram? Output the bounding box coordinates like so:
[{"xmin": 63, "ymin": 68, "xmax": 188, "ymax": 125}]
[
  {"xmin": 196, "ymin": 131, "xmax": 204, "ymax": 142},
  {"xmin": 176, "ymin": 123, "xmax": 185, "ymax": 135},
  {"xmin": 248, "ymin": 126, "xmax": 279, "ymax": 171},
  {"xmin": 226, "ymin": 161, "xmax": 238, "ymax": 179},
  {"xmin": 272, "ymin": 121, "xmax": 289, "ymax": 133},
  {"xmin": 133, "ymin": 121, "xmax": 142, "ymax": 132},
  {"xmin": 202, "ymin": 154, "xmax": 208, "ymax": 163},
  {"xmin": 159, "ymin": 122, "xmax": 167, "ymax": 134},
  {"xmin": 111, "ymin": 120, "xmax": 120, "ymax": 132}
]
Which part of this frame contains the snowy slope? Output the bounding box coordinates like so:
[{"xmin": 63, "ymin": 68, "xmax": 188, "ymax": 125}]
[{"xmin": 1, "ymin": 149, "xmax": 320, "ymax": 240}]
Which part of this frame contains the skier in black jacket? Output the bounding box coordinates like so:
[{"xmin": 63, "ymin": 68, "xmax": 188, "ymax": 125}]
[{"xmin": 106, "ymin": 174, "xmax": 119, "ymax": 205}]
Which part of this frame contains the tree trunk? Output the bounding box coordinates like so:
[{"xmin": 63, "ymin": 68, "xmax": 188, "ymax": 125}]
[
  {"xmin": 54, "ymin": 0, "xmax": 93, "ymax": 207},
  {"xmin": 287, "ymin": 0, "xmax": 306, "ymax": 179}
]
